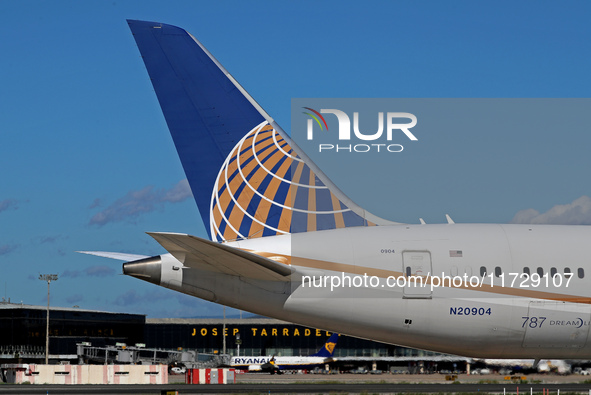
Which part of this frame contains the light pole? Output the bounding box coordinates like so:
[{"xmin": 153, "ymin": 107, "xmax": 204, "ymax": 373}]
[{"xmin": 39, "ymin": 274, "xmax": 58, "ymax": 364}]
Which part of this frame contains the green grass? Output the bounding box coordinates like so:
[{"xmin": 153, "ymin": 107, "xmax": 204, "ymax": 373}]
[{"xmin": 477, "ymin": 379, "xmax": 499, "ymax": 384}]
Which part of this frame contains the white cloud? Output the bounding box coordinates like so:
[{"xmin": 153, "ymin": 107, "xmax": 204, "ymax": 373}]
[
  {"xmin": 61, "ymin": 269, "xmax": 81, "ymax": 278},
  {"xmin": 38, "ymin": 235, "xmax": 68, "ymax": 244},
  {"xmin": 109, "ymin": 289, "xmax": 230, "ymax": 318},
  {"xmin": 89, "ymin": 179, "xmax": 192, "ymax": 226},
  {"xmin": 88, "ymin": 198, "xmax": 102, "ymax": 209},
  {"xmin": 61, "ymin": 265, "xmax": 116, "ymax": 278},
  {"xmin": 0, "ymin": 244, "xmax": 18, "ymax": 256},
  {"xmin": 163, "ymin": 179, "xmax": 192, "ymax": 203},
  {"xmin": 0, "ymin": 199, "xmax": 19, "ymax": 213},
  {"xmin": 510, "ymin": 196, "xmax": 591, "ymax": 225},
  {"xmin": 113, "ymin": 289, "xmax": 173, "ymax": 307},
  {"xmin": 85, "ymin": 265, "xmax": 116, "ymax": 277}
]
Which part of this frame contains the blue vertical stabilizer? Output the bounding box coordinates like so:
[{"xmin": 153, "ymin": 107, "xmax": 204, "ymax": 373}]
[
  {"xmin": 310, "ymin": 333, "xmax": 340, "ymax": 357},
  {"xmin": 127, "ymin": 20, "xmax": 266, "ymax": 239},
  {"xmin": 128, "ymin": 20, "xmax": 392, "ymax": 242}
]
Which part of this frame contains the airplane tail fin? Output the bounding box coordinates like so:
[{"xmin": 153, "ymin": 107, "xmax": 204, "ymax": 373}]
[
  {"xmin": 127, "ymin": 20, "xmax": 396, "ymax": 242},
  {"xmin": 310, "ymin": 333, "xmax": 340, "ymax": 358}
]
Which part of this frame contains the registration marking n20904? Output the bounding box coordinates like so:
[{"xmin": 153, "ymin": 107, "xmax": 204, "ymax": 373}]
[{"xmin": 450, "ymin": 307, "xmax": 491, "ymax": 316}]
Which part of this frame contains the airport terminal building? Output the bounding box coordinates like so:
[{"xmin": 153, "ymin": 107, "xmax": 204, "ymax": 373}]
[
  {"xmin": 0, "ymin": 301, "xmax": 459, "ymax": 371},
  {"xmin": 0, "ymin": 301, "xmax": 144, "ymax": 359},
  {"xmin": 145, "ymin": 317, "xmax": 439, "ymax": 359}
]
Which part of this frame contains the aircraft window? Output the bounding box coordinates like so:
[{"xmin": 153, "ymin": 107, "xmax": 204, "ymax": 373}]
[
  {"xmin": 578, "ymin": 268, "xmax": 585, "ymax": 279},
  {"xmin": 550, "ymin": 267, "xmax": 557, "ymax": 277},
  {"xmin": 405, "ymin": 266, "xmax": 411, "ymax": 277},
  {"xmin": 480, "ymin": 266, "xmax": 487, "ymax": 276},
  {"xmin": 450, "ymin": 265, "xmax": 458, "ymax": 277},
  {"xmin": 494, "ymin": 267, "xmax": 502, "ymax": 277},
  {"xmin": 523, "ymin": 267, "xmax": 530, "ymax": 275},
  {"xmin": 537, "ymin": 267, "xmax": 544, "ymax": 277},
  {"xmin": 564, "ymin": 267, "xmax": 571, "ymax": 274}
]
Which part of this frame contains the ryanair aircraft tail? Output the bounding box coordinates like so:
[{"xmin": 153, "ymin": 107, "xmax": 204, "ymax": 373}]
[
  {"xmin": 310, "ymin": 333, "xmax": 340, "ymax": 358},
  {"xmin": 127, "ymin": 20, "xmax": 394, "ymax": 242}
]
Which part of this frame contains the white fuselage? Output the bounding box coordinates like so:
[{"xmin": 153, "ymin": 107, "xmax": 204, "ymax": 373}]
[
  {"xmin": 230, "ymin": 355, "xmax": 328, "ymax": 371},
  {"xmin": 158, "ymin": 223, "xmax": 591, "ymax": 359}
]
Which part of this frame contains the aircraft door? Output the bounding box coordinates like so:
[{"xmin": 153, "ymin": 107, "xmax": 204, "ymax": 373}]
[{"xmin": 402, "ymin": 251, "xmax": 432, "ymax": 299}]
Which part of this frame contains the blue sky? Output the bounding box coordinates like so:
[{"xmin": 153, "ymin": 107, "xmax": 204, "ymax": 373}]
[{"xmin": 1, "ymin": 0, "xmax": 590, "ymax": 318}]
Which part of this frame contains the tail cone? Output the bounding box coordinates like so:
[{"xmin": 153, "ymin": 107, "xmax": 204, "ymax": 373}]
[{"xmin": 122, "ymin": 256, "xmax": 162, "ymax": 285}]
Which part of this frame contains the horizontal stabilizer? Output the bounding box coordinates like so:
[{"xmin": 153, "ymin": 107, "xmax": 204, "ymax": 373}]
[
  {"xmin": 77, "ymin": 251, "xmax": 150, "ymax": 261},
  {"xmin": 147, "ymin": 232, "xmax": 292, "ymax": 281}
]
